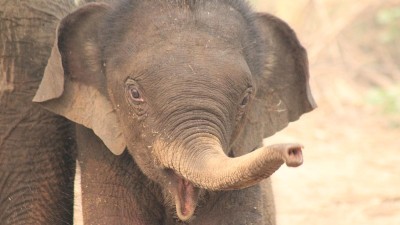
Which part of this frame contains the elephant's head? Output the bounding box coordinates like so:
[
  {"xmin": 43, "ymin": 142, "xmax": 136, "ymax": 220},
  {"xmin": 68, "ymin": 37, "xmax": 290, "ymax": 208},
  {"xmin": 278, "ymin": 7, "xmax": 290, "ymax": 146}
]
[{"xmin": 33, "ymin": 1, "xmax": 315, "ymax": 221}]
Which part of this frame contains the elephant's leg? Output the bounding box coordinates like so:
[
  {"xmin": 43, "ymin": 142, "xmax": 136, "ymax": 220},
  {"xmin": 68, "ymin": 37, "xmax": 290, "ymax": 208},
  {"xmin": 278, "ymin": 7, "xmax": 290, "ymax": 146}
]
[
  {"xmin": 0, "ymin": 1, "xmax": 79, "ymax": 224},
  {"xmin": 75, "ymin": 125, "xmax": 163, "ymax": 225},
  {"xmin": 0, "ymin": 108, "xmax": 76, "ymax": 225},
  {"xmin": 189, "ymin": 179, "xmax": 276, "ymax": 225}
]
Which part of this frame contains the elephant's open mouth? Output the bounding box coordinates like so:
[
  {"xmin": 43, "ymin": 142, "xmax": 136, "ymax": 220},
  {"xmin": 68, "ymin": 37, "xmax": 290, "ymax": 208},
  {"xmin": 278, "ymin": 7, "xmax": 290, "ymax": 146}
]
[
  {"xmin": 166, "ymin": 170, "xmax": 200, "ymax": 221},
  {"xmin": 175, "ymin": 176, "xmax": 200, "ymax": 220}
]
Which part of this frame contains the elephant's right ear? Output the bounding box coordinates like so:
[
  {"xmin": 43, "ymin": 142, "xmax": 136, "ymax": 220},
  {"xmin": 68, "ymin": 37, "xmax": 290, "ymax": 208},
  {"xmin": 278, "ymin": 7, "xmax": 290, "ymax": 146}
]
[
  {"xmin": 232, "ymin": 13, "xmax": 316, "ymax": 157},
  {"xmin": 33, "ymin": 3, "xmax": 126, "ymax": 155}
]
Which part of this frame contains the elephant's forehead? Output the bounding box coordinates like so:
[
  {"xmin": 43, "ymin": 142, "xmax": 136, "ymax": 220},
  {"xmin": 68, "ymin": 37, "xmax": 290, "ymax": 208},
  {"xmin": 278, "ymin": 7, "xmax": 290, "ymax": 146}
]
[
  {"xmin": 105, "ymin": 40, "xmax": 252, "ymax": 105},
  {"xmin": 136, "ymin": 30, "xmax": 241, "ymax": 52},
  {"xmin": 134, "ymin": 33, "xmax": 243, "ymax": 65},
  {"xmin": 111, "ymin": 40, "xmax": 252, "ymax": 85}
]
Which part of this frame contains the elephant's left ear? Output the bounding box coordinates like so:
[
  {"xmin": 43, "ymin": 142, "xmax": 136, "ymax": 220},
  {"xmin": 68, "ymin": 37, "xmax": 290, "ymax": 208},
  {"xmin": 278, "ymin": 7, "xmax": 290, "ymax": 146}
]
[
  {"xmin": 33, "ymin": 3, "xmax": 126, "ymax": 155},
  {"xmin": 233, "ymin": 13, "xmax": 316, "ymax": 156}
]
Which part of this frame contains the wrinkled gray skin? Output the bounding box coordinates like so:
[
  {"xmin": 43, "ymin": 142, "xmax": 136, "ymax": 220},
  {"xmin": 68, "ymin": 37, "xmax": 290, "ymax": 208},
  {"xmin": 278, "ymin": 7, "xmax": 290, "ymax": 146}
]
[
  {"xmin": 1, "ymin": 0, "xmax": 315, "ymax": 224},
  {"xmin": 0, "ymin": 1, "xmax": 79, "ymax": 224},
  {"xmin": 0, "ymin": 1, "xmax": 114, "ymax": 224}
]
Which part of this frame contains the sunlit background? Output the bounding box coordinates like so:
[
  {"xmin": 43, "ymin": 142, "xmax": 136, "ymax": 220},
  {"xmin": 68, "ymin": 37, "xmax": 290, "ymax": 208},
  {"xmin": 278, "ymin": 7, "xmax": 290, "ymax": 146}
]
[{"xmin": 250, "ymin": 0, "xmax": 400, "ymax": 225}]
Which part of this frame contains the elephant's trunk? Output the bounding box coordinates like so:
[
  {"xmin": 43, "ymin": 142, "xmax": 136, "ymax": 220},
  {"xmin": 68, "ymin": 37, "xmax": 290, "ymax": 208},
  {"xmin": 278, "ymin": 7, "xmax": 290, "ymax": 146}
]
[
  {"xmin": 154, "ymin": 137, "xmax": 303, "ymax": 221},
  {"xmin": 156, "ymin": 137, "xmax": 303, "ymax": 190}
]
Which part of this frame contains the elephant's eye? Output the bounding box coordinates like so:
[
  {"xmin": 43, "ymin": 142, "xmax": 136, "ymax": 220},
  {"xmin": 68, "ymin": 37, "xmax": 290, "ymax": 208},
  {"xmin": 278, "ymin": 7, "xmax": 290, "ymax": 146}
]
[
  {"xmin": 239, "ymin": 88, "xmax": 252, "ymax": 108},
  {"xmin": 240, "ymin": 93, "xmax": 250, "ymax": 107},
  {"xmin": 127, "ymin": 85, "xmax": 143, "ymax": 102},
  {"xmin": 125, "ymin": 79, "xmax": 144, "ymax": 104},
  {"xmin": 130, "ymin": 87, "xmax": 140, "ymax": 99}
]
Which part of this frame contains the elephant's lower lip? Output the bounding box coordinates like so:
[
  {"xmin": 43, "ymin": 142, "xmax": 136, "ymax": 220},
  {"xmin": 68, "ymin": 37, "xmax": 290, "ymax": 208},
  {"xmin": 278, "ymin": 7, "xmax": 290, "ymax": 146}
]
[
  {"xmin": 165, "ymin": 170, "xmax": 200, "ymax": 221},
  {"xmin": 175, "ymin": 177, "xmax": 199, "ymax": 221}
]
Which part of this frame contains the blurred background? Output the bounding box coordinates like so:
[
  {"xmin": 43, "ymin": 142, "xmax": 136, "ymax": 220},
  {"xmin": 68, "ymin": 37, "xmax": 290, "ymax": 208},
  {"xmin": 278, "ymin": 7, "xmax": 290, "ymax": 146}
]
[{"xmin": 250, "ymin": 0, "xmax": 400, "ymax": 225}]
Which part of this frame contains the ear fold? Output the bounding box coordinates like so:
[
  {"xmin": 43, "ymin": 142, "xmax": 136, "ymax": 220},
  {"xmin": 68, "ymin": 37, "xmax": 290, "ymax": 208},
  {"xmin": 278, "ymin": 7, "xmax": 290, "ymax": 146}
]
[
  {"xmin": 233, "ymin": 13, "xmax": 316, "ymax": 156},
  {"xmin": 33, "ymin": 3, "xmax": 126, "ymax": 155}
]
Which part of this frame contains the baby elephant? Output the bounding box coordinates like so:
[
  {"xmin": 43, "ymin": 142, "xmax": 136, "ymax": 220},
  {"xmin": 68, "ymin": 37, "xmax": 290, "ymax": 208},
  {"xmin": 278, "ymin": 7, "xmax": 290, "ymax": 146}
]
[{"xmin": 33, "ymin": 0, "xmax": 315, "ymax": 224}]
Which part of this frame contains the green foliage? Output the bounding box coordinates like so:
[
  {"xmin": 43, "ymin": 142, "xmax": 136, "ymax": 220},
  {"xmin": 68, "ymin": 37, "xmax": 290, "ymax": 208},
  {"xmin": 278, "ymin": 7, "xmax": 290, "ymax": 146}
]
[
  {"xmin": 367, "ymin": 86, "xmax": 400, "ymax": 129},
  {"xmin": 375, "ymin": 7, "xmax": 400, "ymax": 43},
  {"xmin": 367, "ymin": 86, "xmax": 400, "ymax": 114},
  {"xmin": 376, "ymin": 7, "xmax": 400, "ymax": 24},
  {"xmin": 248, "ymin": 0, "xmax": 263, "ymax": 8}
]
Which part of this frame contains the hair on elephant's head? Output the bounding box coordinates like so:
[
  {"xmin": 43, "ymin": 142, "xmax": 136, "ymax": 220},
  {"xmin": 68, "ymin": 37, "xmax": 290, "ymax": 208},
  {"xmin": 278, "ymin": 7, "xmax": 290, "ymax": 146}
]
[{"xmin": 33, "ymin": 0, "xmax": 315, "ymax": 221}]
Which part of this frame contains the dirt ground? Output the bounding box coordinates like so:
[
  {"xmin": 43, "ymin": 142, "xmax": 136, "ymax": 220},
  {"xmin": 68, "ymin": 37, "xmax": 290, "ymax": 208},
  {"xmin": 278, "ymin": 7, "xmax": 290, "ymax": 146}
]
[{"xmin": 268, "ymin": 99, "xmax": 400, "ymax": 225}]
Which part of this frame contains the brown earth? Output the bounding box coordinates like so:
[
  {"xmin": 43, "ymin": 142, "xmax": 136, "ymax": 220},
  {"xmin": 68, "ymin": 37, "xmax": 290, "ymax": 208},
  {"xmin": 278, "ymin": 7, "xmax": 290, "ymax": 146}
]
[{"xmin": 268, "ymin": 98, "xmax": 400, "ymax": 225}]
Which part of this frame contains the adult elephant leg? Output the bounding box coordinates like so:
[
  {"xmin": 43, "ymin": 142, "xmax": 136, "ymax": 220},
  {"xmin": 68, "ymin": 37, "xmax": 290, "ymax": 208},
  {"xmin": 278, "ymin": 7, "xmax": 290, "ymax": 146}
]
[
  {"xmin": 0, "ymin": 1, "xmax": 78, "ymax": 224},
  {"xmin": 76, "ymin": 125, "xmax": 163, "ymax": 225},
  {"xmin": 0, "ymin": 108, "xmax": 76, "ymax": 224}
]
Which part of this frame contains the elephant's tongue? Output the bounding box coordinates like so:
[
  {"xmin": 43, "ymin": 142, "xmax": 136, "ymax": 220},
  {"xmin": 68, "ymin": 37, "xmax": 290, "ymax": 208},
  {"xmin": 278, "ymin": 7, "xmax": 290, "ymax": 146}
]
[{"xmin": 175, "ymin": 178, "xmax": 199, "ymax": 221}]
